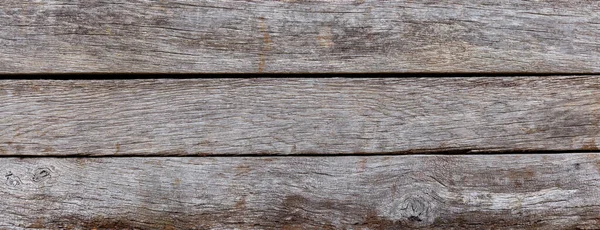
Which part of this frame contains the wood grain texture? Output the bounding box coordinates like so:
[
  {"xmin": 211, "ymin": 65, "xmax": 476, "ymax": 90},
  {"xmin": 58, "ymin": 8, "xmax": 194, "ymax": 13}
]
[
  {"xmin": 3, "ymin": 77, "xmax": 600, "ymax": 156},
  {"xmin": 1, "ymin": 0, "xmax": 600, "ymax": 73},
  {"xmin": 1, "ymin": 154, "xmax": 600, "ymax": 229}
]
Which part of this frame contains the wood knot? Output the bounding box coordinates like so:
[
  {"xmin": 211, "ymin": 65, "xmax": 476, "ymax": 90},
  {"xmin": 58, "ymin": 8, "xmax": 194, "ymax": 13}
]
[
  {"xmin": 5, "ymin": 171, "xmax": 22, "ymax": 187},
  {"xmin": 380, "ymin": 191, "xmax": 438, "ymax": 225},
  {"xmin": 32, "ymin": 167, "xmax": 52, "ymax": 183}
]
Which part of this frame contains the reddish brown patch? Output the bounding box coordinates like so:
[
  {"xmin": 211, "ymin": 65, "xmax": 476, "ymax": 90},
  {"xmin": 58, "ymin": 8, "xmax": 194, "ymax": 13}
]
[
  {"xmin": 42, "ymin": 147, "xmax": 55, "ymax": 153},
  {"xmin": 27, "ymin": 218, "xmax": 45, "ymax": 228},
  {"xmin": 115, "ymin": 143, "xmax": 121, "ymax": 154},
  {"xmin": 507, "ymin": 168, "xmax": 535, "ymax": 188},
  {"xmin": 30, "ymin": 85, "xmax": 42, "ymax": 92},
  {"xmin": 358, "ymin": 158, "xmax": 367, "ymax": 172},
  {"xmin": 44, "ymin": 214, "xmax": 197, "ymax": 230},
  {"xmin": 276, "ymin": 195, "xmax": 410, "ymax": 229},
  {"xmin": 197, "ymin": 140, "xmax": 211, "ymax": 146},
  {"xmin": 276, "ymin": 195, "xmax": 342, "ymax": 229},
  {"xmin": 281, "ymin": 224, "xmax": 304, "ymax": 230},
  {"xmin": 235, "ymin": 196, "xmax": 247, "ymax": 210},
  {"xmin": 75, "ymin": 159, "xmax": 87, "ymax": 167},
  {"xmin": 542, "ymin": 155, "xmax": 549, "ymax": 161},
  {"xmin": 593, "ymin": 107, "xmax": 600, "ymax": 126},
  {"xmin": 582, "ymin": 139, "xmax": 599, "ymax": 151},
  {"xmin": 362, "ymin": 210, "xmax": 410, "ymax": 229},
  {"xmin": 235, "ymin": 165, "xmax": 252, "ymax": 176},
  {"xmin": 173, "ymin": 178, "xmax": 181, "ymax": 186},
  {"xmin": 75, "ymin": 158, "xmax": 102, "ymax": 167},
  {"xmin": 431, "ymin": 211, "xmax": 553, "ymax": 229},
  {"xmin": 438, "ymin": 141, "xmax": 449, "ymax": 148},
  {"xmin": 258, "ymin": 16, "xmax": 271, "ymax": 72},
  {"xmin": 82, "ymin": 217, "xmax": 132, "ymax": 229},
  {"xmin": 258, "ymin": 55, "xmax": 266, "ymax": 72},
  {"xmin": 263, "ymin": 31, "xmax": 272, "ymax": 49},
  {"xmin": 316, "ymin": 26, "xmax": 333, "ymax": 48},
  {"xmin": 43, "ymin": 216, "xmax": 133, "ymax": 230}
]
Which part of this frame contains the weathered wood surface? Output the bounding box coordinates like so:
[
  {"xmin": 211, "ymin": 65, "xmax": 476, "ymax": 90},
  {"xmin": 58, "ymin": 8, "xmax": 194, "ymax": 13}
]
[
  {"xmin": 2, "ymin": 77, "xmax": 600, "ymax": 156},
  {"xmin": 1, "ymin": 0, "xmax": 600, "ymax": 73},
  {"xmin": 1, "ymin": 154, "xmax": 600, "ymax": 229}
]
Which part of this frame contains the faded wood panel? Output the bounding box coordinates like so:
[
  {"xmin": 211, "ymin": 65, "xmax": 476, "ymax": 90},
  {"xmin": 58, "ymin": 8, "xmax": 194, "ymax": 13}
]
[
  {"xmin": 2, "ymin": 77, "xmax": 600, "ymax": 156},
  {"xmin": 1, "ymin": 0, "xmax": 600, "ymax": 73},
  {"xmin": 1, "ymin": 154, "xmax": 600, "ymax": 229}
]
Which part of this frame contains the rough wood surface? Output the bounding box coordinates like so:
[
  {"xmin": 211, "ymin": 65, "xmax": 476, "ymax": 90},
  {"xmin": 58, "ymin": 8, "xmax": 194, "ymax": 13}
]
[
  {"xmin": 1, "ymin": 0, "xmax": 600, "ymax": 73},
  {"xmin": 2, "ymin": 77, "xmax": 600, "ymax": 156},
  {"xmin": 1, "ymin": 154, "xmax": 600, "ymax": 229}
]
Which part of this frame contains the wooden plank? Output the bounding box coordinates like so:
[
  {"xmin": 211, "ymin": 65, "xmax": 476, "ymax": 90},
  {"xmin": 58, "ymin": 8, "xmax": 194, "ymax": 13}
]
[
  {"xmin": 1, "ymin": 154, "xmax": 599, "ymax": 229},
  {"xmin": 2, "ymin": 77, "xmax": 600, "ymax": 156},
  {"xmin": 1, "ymin": 0, "xmax": 600, "ymax": 73}
]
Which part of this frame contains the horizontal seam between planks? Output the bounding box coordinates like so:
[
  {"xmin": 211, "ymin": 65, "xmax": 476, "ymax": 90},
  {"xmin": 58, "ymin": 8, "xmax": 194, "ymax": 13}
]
[
  {"xmin": 2, "ymin": 149, "xmax": 600, "ymax": 158},
  {"xmin": 0, "ymin": 72, "xmax": 600, "ymax": 79}
]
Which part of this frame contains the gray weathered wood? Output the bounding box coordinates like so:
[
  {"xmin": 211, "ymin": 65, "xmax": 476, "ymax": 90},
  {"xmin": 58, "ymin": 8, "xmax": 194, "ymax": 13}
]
[
  {"xmin": 1, "ymin": 0, "xmax": 600, "ymax": 73},
  {"xmin": 2, "ymin": 77, "xmax": 600, "ymax": 156},
  {"xmin": 1, "ymin": 154, "xmax": 600, "ymax": 229}
]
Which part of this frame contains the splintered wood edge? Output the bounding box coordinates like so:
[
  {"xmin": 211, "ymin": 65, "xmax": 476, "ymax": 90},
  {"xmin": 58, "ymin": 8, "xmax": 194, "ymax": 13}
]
[
  {"xmin": 1, "ymin": 154, "xmax": 599, "ymax": 229},
  {"xmin": 1, "ymin": 0, "xmax": 600, "ymax": 73},
  {"xmin": 1, "ymin": 77, "xmax": 600, "ymax": 156}
]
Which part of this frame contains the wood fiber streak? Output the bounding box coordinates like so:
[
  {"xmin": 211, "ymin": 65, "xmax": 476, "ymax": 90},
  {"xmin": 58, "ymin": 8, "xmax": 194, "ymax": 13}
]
[
  {"xmin": 1, "ymin": 0, "xmax": 600, "ymax": 73},
  {"xmin": 1, "ymin": 154, "xmax": 600, "ymax": 229},
  {"xmin": 2, "ymin": 77, "xmax": 600, "ymax": 156}
]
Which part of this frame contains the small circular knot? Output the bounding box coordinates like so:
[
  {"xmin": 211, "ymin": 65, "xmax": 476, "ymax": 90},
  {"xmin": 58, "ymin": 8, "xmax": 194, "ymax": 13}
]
[
  {"xmin": 5, "ymin": 171, "xmax": 22, "ymax": 187},
  {"xmin": 32, "ymin": 167, "xmax": 52, "ymax": 183}
]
